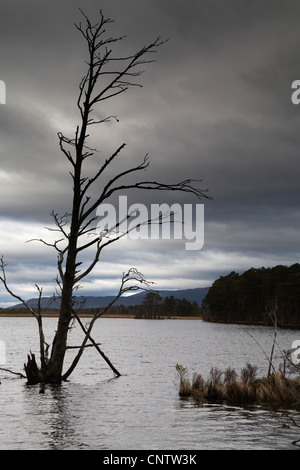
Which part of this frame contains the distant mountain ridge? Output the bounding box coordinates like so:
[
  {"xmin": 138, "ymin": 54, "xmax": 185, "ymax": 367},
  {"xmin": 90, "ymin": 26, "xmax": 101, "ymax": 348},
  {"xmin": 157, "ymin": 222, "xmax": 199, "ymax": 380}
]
[{"xmin": 8, "ymin": 287, "xmax": 210, "ymax": 310}]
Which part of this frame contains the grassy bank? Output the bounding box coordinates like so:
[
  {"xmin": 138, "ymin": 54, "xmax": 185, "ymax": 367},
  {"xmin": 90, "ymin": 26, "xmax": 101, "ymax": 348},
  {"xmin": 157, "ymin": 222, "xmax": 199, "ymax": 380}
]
[{"xmin": 176, "ymin": 364, "xmax": 300, "ymax": 409}]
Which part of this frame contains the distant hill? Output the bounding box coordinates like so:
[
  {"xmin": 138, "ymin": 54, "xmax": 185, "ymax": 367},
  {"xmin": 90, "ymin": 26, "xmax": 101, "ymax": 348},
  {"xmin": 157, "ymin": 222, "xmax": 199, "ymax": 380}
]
[{"xmin": 8, "ymin": 287, "xmax": 210, "ymax": 310}]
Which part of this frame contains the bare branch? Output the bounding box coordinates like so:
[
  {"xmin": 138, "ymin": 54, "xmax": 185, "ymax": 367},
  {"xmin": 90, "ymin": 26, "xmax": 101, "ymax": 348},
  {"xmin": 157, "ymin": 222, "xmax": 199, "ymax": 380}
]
[
  {"xmin": 79, "ymin": 143, "xmax": 126, "ymax": 208},
  {"xmin": 74, "ymin": 239, "xmax": 101, "ymax": 284},
  {"xmin": 58, "ymin": 132, "xmax": 75, "ymax": 166},
  {"xmin": 0, "ymin": 258, "xmax": 50, "ymax": 372},
  {"xmin": 66, "ymin": 343, "xmax": 101, "ymax": 349},
  {"xmin": 0, "ymin": 256, "xmax": 39, "ymax": 319},
  {"xmin": 89, "ymin": 37, "xmax": 167, "ymax": 105},
  {"xmin": 0, "ymin": 367, "xmax": 26, "ymax": 379},
  {"xmin": 103, "ymin": 178, "xmax": 211, "ymax": 203}
]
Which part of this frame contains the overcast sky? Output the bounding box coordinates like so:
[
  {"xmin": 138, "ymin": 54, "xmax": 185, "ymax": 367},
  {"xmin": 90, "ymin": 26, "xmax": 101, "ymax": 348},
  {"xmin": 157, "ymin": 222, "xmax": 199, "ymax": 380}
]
[{"xmin": 0, "ymin": 0, "xmax": 300, "ymax": 307}]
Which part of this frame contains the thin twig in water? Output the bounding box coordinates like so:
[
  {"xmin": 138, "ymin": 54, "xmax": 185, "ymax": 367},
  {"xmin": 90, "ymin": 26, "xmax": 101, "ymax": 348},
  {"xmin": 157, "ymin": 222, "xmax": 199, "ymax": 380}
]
[
  {"xmin": 240, "ymin": 326, "xmax": 276, "ymax": 374},
  {"xmin": 0, "ymin": 367, "xmax": 26, "ymax": 379}
]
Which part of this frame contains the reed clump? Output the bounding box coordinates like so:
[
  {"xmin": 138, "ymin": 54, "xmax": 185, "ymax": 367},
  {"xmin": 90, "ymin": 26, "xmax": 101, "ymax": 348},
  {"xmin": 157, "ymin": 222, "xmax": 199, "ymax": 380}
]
[{"xmin": 176, "ymin": 363, "xmax": 300, "ymax": 408}]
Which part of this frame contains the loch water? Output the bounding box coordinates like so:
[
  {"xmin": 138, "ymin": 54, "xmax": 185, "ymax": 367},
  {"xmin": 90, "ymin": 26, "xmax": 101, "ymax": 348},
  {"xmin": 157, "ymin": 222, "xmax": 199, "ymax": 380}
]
[{"xmin": 0, "ymin": 316, "xmax": 300, "ymax": 450}]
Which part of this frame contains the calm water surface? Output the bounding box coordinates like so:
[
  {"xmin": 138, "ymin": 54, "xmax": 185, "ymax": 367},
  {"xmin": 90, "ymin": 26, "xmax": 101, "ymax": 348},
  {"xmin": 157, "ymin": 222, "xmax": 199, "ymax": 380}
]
[{"xmin": 0, "ymin": 317, "xmax": 300, "ymax": 450}]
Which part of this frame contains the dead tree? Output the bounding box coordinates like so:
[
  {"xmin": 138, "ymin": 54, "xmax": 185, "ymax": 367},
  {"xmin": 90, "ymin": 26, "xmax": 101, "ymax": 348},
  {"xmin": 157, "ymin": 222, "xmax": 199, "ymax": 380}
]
[{"xmin": 0, "ymin": 9, "xmax": 210, "ymax": 385}]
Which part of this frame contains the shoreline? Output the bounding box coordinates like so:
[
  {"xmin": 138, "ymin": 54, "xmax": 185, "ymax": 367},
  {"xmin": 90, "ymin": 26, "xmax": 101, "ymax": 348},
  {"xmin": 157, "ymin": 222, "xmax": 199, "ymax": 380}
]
[{"xmin": 0, "ymin": 312, "xmax": 203, "ymax": 320}]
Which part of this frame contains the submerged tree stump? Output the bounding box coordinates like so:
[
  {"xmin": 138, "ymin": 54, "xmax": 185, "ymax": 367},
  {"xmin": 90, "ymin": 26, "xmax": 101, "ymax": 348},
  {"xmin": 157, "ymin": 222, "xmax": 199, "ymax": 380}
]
[{"xmin": 24, "ymin": 353, "xmax": 43, "ymax": 385}]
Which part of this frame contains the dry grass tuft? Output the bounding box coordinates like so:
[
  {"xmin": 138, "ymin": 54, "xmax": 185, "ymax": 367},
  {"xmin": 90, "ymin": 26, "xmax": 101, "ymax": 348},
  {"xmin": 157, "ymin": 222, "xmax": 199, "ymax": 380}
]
[{"xmin": 176, "ymin": 363, "xmax": 300, "ymax": 408}]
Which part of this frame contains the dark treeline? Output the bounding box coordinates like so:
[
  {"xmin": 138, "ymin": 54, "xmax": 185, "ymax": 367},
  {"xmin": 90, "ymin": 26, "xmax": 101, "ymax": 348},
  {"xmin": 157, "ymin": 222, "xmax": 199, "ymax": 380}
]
[
  {"xmin": 75, "ymin": 292, "xmax": 201, "ymax": 318},
  {"xmin": 88, "ymin": 292, "xmax": 201, "ymax": 318},
  {"xmin": 118, "ymin": 292, "xmax": 201, "ymax": 318},
  {"xmin": 135, "ymin": 292, "xmax": 201, "ymax": 318},
  {"xmin": 202, "ymin": 263, "xmax": 300, "ymax": 327}
]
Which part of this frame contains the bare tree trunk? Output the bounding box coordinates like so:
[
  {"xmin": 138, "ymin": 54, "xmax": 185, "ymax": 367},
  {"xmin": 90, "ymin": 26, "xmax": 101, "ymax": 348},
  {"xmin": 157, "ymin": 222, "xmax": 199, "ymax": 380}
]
[
  {"xmin": 45, "ymin": 176, "xmax": 82, "ymax": 382},
  {"xmin": 45, "ymin": 238, "xmax": 78, "ymax": 382},
  {"xmin": 45, "ymin": 311, "xmax": 70, "ymax": 383},
  {"xmin": 24, "ymin": 353, "xmax": 43, "ymax": 385}
]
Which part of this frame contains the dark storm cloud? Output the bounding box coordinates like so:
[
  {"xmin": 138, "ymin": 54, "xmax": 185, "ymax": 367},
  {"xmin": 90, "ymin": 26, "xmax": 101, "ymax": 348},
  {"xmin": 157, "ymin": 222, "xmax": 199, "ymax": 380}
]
[{"xmin": 0, "ymin": 0, "xmax": 300, "ymax": 305}]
